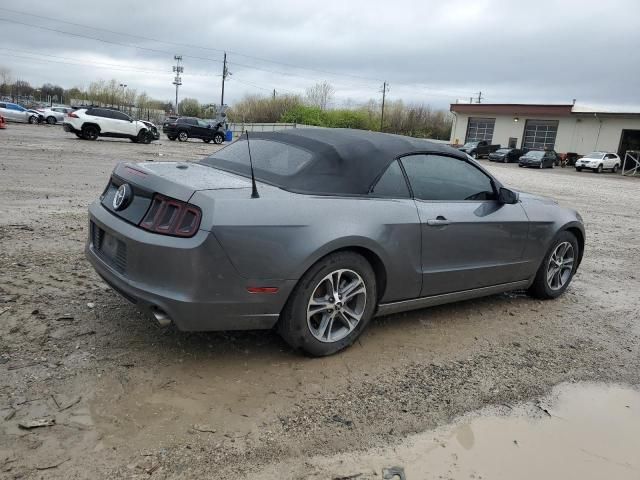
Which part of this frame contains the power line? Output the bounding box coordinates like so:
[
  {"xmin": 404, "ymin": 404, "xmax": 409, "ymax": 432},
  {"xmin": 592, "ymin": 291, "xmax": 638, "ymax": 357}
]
[
  {"xmin": 0, "ymin": 6, "xmax": 385, "ymax": 85},
  {"xmin": 0, "ymin": 13, "xmax": 478, "ymax": 101}
]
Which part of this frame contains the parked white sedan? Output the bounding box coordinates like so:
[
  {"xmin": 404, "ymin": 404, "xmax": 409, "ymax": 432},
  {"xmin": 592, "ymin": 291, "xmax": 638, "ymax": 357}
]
[{"xmin": 575, "ymin": 152, "xmax": 621, "ymax": 173}]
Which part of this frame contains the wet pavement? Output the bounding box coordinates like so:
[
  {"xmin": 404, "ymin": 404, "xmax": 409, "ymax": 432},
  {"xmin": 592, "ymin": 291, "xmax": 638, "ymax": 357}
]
[{"xmin": 247, "ymin": 382, "xmax": 640, "ymax": 479}]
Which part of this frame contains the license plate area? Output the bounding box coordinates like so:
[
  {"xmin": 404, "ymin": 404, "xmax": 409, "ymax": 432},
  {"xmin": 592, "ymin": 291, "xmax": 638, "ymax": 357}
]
[{"xmin": 92, "ymin": 222, "xmax": 127, "ymax": 274}]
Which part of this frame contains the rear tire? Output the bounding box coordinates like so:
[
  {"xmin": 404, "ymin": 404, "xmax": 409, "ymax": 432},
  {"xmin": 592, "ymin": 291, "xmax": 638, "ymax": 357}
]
[
  {"xmin": 278, "ymin": 252, "xmax": 376, "ymax": 357},
  {"xmin": 576, "ymin": 167, "xmax": 582, "ymax": 172},
  {"xmin": 178, "ymin": 131, "xmax": 188, "ymax": 142},
  {"xmin": 46, "ymin": 116, "xmax": 56, "ymax": 125},
  {"xmin": 75, "ymin": 133, "xmax": 83, "ymax": 139},
  {"xmin": 82, "ymin": 125, "xmax": 99, "ymax": 140},
  {"xmin": 528, "ymin": 231, "xmax": 579, "ymax": 299},
  {"xmin": 612, "ymin": 164, "xmax": 619, "ymax": 173}
]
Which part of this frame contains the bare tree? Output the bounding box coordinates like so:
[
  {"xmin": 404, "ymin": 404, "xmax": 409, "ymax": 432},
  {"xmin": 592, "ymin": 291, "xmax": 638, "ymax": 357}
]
[
  {"xmin": 0, "ymin": 66, "xmax": 11, "ymax": 85},
  {"xmin": 305, "ymin": 81, "xmax": 335, "ymax": 110}
]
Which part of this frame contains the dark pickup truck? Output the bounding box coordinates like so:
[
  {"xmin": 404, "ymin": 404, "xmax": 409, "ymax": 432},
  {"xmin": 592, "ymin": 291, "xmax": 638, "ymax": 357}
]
[{"xmin": 458, "ymin": 140, "xmax": 501, "ymax": 159}]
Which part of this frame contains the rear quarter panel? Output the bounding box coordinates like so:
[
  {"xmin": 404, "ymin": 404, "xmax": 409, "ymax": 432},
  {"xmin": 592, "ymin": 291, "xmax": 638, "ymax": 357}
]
[{"xmin": 189, "ymin": 187, "xmax": 423, "ymax": 303}]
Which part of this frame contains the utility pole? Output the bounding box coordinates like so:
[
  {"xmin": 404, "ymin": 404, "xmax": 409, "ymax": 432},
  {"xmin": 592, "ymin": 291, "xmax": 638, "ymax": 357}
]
[
  {"xmin": 172, "ymin": 55, "xmax": 183, "ymax": 115},
  {"xmin": 380, "ymin": 81, "xmax": 389, "ymax": 132},
  {"xmin": 477, "ymin": 91, "xmax": 483, "ymax": 103},
  {"xmin": 272, "ymin": 88, "xmax": 276, "ymax": 100},
  {"xmin": 220, "ymin": 52, "xmax": 231, "ymax": 107}
]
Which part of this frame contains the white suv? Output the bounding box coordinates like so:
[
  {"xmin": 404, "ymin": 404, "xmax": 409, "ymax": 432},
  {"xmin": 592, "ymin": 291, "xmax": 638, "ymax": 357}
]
[
  {"xmin": 63, "ymin": 107, "xmax": 155, "ymax": 143},
  {"xmin": 575, "ymin": 152, "xmax": 621, "ymax": 173}
]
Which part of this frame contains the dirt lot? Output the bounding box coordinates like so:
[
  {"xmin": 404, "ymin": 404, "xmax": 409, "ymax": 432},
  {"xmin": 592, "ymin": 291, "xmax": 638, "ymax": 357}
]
[{"xmin": 1, "ymin": 123, "xmax": 639, "ymax": 479}]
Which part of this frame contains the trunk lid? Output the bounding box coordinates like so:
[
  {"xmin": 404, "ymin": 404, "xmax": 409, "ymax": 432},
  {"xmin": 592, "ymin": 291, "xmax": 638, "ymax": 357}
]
[{"xmin": 102, "ymin": 161, "xmax": 251, "ymax": 225}]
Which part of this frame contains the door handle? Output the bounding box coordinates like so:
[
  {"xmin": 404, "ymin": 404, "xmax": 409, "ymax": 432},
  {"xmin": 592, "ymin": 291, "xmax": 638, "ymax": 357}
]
[{"xmin": 426, "ymin": 216, "xmax": 451, "ymax": 226}]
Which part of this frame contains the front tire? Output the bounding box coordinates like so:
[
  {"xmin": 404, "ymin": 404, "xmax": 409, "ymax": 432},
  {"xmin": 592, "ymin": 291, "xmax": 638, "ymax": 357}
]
[
  {"xmin": 213, "ymin": 132, "xmax": 224, "ymax": 144},
  {"xmin": 178, "ymin": 131, "xmax": 188, "ymax": 142},
  {"xmin": 278, "ymin": 252, "xmax": 376, "ymax": 357},
  {"xmin": 596, "ymin": 164, "xmax": 603, "ymax": 173},
  {"xmin": 46, "ymin": 116, "xmax": 57, "ymax": 125},
  {"xmin": 28, "ymin": 115, "xmax": 38, "ymax": 124},
  {"xmin": 138, "ymin": 130, "xmax": 152, "ymax": 144},
  {"xmin": 576, "ymin": 167, "xmax": 582, "ymax": 172},
  {"xmin": 528, "ymin": 231, "xmax": 579, "ymax": 299},
  {"xmin": 612, "ymin": 164, "xmax": 619, "ymax": 173}
]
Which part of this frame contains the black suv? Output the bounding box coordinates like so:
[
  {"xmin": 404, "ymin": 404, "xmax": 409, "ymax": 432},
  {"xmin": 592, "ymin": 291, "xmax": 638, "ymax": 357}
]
[{"xmin": 162, "ymin": 117, "xmax": 225, "ymax": 143}]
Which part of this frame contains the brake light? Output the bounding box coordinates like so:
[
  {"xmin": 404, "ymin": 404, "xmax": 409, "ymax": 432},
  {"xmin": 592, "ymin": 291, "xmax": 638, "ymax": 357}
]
[
  {"xmin": 139, "ymin": 194, "xmax": 201, "ymax": 237},
  {"xmin": 67, "ymin": 112, "xmax": 78, "ymax": 118}
]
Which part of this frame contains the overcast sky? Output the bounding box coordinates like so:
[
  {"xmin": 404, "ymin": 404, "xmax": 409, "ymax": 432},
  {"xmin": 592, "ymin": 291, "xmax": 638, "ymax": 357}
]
[{"xmin": 0, "ymin": 0, "xmax": 639, "ymax": 110}]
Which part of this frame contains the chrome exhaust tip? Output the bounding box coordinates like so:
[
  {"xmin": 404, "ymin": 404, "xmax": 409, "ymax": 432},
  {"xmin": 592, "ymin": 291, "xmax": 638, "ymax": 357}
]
[{"xmin": 151, "ymin": 308, "xmax": 171, "ymax": 327}]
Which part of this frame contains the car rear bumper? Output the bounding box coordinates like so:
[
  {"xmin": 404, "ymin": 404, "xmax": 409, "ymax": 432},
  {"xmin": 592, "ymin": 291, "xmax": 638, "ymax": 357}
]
[
  {"xmin": 86, "ymin": 200, "xmax": 295, "ymax": 331},
  {"xmin": 63, "ymin": 122, "xmax": 81, "ymax": 134}
]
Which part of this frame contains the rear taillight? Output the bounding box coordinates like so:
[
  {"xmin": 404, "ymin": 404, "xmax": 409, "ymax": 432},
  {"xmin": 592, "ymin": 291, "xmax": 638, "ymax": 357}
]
[
  {"xmin": 67, "ymin": 112, "xmax": 78, "ymax": 118},
  {"xmin": 139, "ymin": 194, "xmax": 202, "ymax": 237}
]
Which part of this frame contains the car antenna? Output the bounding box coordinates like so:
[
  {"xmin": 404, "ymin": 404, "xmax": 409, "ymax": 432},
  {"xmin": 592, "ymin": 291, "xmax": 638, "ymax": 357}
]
[{"xmin": 245, "ymin": 130, "xmax": 260, "ymax": 198}]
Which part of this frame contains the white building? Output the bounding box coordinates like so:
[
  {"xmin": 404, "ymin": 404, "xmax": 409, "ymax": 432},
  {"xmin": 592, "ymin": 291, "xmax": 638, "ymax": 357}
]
[{"xmin": 449, "ymin": 103, "xmax": 640, "ymax": 161}]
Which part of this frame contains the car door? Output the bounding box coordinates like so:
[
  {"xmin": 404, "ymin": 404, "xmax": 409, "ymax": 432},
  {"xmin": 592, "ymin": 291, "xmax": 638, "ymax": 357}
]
[
  {"xmin": 544, "ymin": 151, "xmax": 555, "ymax": 167},
  {"xmin": 3, "ymin": 103, "xmax": 20, "ymax": 121},
  {"xmin": 111, "ymin": 110, "xmax": 136, "ymax": 136},
  {"xmin": 0, "ymin": 103, "xmax": 9, "ymax": 120},
  {"xmin": 400, "ymin": 153, "xmax": 530, "ymax": 297},
  {"xmin": 197, "ymin": 119, "xmax": 213, "ymax": 139},
  {"xmin": 605, "ymin": 153, "xmax": 616, "ymax": 168}
]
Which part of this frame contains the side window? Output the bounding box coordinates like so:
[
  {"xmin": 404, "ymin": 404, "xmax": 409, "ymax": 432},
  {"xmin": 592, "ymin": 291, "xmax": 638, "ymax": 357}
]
[
  {"xmin": 371, "ymin": 160, "xmax": 410, "ymax": 198},
  {"xmin": 0, "ymin": 103, "xmax": 5, "ymax": 108},
  {"xmin": 401, "ymin": 154, "xmax": 496, "ymax": 201},
  {"xmin": 88, "ymin": 108, "xmax": 105, "ymax": 117},
  {"xmin": 112, "ymin": 111, "xmax": 130, "ymax": 121}
]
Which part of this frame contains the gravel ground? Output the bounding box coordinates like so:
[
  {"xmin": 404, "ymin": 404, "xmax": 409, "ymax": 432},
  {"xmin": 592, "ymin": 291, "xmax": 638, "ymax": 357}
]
[{"xmin": 0, "ymin": 123, "xmax": 639, "ymax": 479}]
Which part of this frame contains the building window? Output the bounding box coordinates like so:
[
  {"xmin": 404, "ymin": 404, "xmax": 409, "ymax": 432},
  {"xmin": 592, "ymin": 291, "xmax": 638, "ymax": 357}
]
[
  {"xmin": 465, "ymin": 117, "xmax": 495, "ymax": 143},
  {"xmin": 523, "ymin": 120, "xmax": 558, "ymax": 150}
]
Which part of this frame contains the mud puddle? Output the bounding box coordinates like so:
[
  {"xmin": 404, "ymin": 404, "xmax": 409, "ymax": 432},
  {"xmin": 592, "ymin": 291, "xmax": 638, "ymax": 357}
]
[{"xmin": 248, "ymin": 382, "xmax": 640, "ymax": 479}]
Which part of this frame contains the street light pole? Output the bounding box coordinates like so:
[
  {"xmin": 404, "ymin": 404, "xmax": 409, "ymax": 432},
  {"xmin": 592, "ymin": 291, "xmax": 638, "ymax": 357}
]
[
  {"xmin": 119, "ymin": 83, "xmax": 127, "ymax": 110},
  {"xmin": 172, "ymin": 55, "xmax": 183, "ymax": 115}
]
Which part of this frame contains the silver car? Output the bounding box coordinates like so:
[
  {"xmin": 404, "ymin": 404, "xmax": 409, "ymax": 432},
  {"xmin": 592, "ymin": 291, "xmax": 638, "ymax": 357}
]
[
  {"xmin": 0, "ymin": 102, "xmax": 36, "ymax": 123},
  {"xmin": 86, "ymin": 129, "xmax": 585, "ymax": 356}
]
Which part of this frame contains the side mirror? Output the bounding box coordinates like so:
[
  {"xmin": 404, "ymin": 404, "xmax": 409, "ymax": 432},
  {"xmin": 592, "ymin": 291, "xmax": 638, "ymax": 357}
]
[{"xmin": 498, "ymin": 187, "xmax": 519, "ymax": 204}]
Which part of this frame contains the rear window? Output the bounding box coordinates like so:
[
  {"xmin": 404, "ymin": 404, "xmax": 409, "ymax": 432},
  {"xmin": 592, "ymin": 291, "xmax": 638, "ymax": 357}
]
[{"xmin": 202, "ymin": 139, "xmax": 313, "ymax": 179}]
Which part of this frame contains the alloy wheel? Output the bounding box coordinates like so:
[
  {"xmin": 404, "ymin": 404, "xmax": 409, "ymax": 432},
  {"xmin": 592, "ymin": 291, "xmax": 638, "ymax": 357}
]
[
  {"xmin": 307, "ymin": 269, "xmax": 367, "ymax": 343},
  {"xmin": 546, "ymin": 241, "xmax": 574, "ymax": 290},
  {"xmin": 179, "ymin": 132, "xmax": 188, "ymax": 142}
]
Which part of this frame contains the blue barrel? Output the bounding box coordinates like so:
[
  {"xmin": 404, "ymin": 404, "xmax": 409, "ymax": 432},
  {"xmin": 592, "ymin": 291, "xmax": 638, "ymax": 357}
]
[{"xmin": 225, "ymin": 130, "xmax": 233, "ymax": 142}]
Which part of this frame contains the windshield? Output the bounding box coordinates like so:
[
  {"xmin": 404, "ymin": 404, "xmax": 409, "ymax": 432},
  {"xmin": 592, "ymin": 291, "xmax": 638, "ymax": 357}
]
[
  {"xmin": 496, "ymin": 148, "xmax": 511, "ymax": 154},
  {"xmin": 584, "ymin": 152, "xmax": 605, "ymax": 159},
  {"xmin": 526, "ymin": 151, "xmax": 545, "ymax": 158},
  {"xmin": 463, "ymin": 142, "xmax": 479, "ymax": 148}
]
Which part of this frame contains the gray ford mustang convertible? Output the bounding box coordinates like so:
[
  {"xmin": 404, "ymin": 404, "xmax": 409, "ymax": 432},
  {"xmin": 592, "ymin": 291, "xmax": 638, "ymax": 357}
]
[{"xmin": 86, "ymin": 128, "xmax": 585, "ymax": 356}]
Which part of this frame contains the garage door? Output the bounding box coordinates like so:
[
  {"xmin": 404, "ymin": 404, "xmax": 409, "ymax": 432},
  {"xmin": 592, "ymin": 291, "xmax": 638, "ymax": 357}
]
[
  {"xmin": 523, "ymin": 120, "xmax": 558, "ymax": 150},
  {"xmin": 465, "ymin": 117, "xmax": 495, "ymax": 143}
]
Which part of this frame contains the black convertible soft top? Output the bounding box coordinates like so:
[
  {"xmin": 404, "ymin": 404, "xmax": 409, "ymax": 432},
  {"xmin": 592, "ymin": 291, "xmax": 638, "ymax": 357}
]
[{"xmin": 200, "ymin": 128, "xmax": 466, "ymax": 195}]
